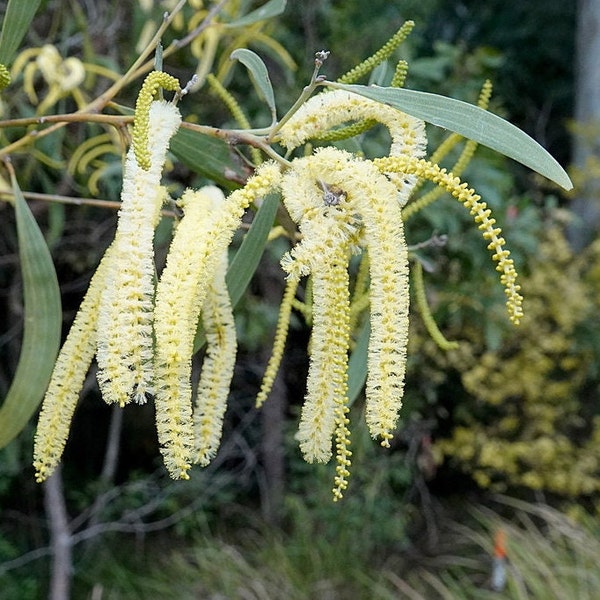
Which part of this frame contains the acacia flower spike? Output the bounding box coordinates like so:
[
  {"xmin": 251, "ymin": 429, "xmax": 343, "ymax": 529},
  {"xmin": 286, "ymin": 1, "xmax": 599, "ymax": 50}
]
[
  {"xmin": 34, "ymin": 244, "xmax": 117, "ymax": 482},
  {"xmin": 153, "ymin": 164, "xmax": 282, "ymax": 479},
  {"xmin": 281, "ymin": 160, "xmax": 354, "ymax": 495},
  {"xmin": 0, "ymin": 64, "xmax": 11, "ymax": 90},
  {"xmin": 132, "ymin": 71, "xmax": 181, "ymax": 170},
  {"xmin": 96, "ymin": 99, "xmax": 181, "ymax": 407},
  {"xmin": 193, "ymin": 247, "xmax": 237, "ymax": 467},
  {"xmin": 337, "ymin": 20, "xmax": 415, "ymax": 84},
  {"xmin": 279, "ymin": 146, "xmax": 412, "ymax": 494},
  {"xmin": 153, "ymin": 187, "xmax": 227, "ymax": 479},
  {"xmin": 376, "ymin": 155, "xmax": 524, "ymax": 324},
  {"xmin": 256, "ymin": 277, "xmax": 299, "ymax": 408},
  {"xmin": 413, "ymin": 259, "xmax": 460, "ymax": 351},
  {"xmin": 276, "ymin": 89, "xmax": 426, "ymax": 203}
]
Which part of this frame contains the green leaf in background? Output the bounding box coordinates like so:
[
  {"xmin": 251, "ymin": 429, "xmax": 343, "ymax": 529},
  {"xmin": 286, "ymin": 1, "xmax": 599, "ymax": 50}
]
[
  {"xmin": 170, "ymin": 127, "xmax": 247, "ymax": 190},
  {"xmin": 348, "ymin": 319, "xmax": 369, "ymax": 406},
  {"xmin": 225, "ymin": 0, "xmax": 287, "ymax": 28},
  {"xmin": 230, "ymin": 48, "xmax": 277, "ymax": 123},
  {"xmin": 0, "ymin": 0, "xmax": 42, "ymax": 65},
  {"xmin": 193, "ymin": 191, "xmax": 280, "ymax": 353},
  {"xmin": 0, "ymin": 174, "xmax": 61, "ymax": 448},
  {"xmin": 227, "ymin": 191, "xmax": 280, "ymax": 307},
  {"xmin": 331, "ymin": 82, "xmax": 573, "ymax": 191}
]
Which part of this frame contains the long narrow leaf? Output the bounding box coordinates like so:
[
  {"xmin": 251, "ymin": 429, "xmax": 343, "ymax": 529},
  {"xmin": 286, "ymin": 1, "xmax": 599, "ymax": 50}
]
[
  {"xmin": 227, "ymin": 192, "xmax": 280, "ymax": 307},
  {"xmin": 0, "ymin": 0, "xmax": 42, "ymax": 64},
  {"xmin": 331, "ymin": 82, "xmax": 573, "ymax": 191},
  {"xmin": 230, "ymin": 48, "xmax": 277, "ymax": 122},
  {"xmin": 225, "ymin": 0, "xmax": 287, "ymax": 28},
  {"xmin": 0, "ymin": 177, "xmax": 61, "ymax": 447},
  {"xmin": 170, "ymin": 127, "xmax": 247, "ymax": 190},
  {"xmin": 348, "ymin": 319, "xmax": 369, "ymax": 405}
]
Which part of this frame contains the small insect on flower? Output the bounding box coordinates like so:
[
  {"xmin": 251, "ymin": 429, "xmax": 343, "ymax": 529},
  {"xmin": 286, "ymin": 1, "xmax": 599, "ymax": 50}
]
[{"xmin": 318, "ymin": 179, "xmax": 347, "ymax": 207}]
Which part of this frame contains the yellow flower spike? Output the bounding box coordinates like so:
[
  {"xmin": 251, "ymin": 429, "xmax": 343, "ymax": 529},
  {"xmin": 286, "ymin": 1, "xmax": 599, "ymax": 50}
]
[
  {"xmin": 297, "ymin": 243, "xmax": 352, "ymax": 467},
  {"xmin": 312, "ymin": 118, "xmax": 378, "ymax": 143},
  {"xmin": 280, "ymin": 153, "xmax": 358, "ymax": 468},
  {"xmin": 404, "ymin": 80, "xmax": 492, "ymax": 218},
  {"xmin": 193, "ymin": 249, "xmax": 238, "ymax": 467},
  {"xmin": 350, "ymin": 175, "xmax": 410, "ymax": 446},
  {"xmin": 33, "ymin": 243, "xmax": 117, "ymax": 483},
  {"xmin": 154, "ymin": 165, "xmax": 282, "ymax": 479},
  {"xmin": 96, "ymin": 100, "xmax": 181, "ymax": 408},
  {"xmin": 391, "ymin": 59, "xmax": 409, "ymax": 88},
  {"xmin": 281, "ymin": 147, "xmax": 411, "ymax": 449},
  {"xmin": 256, "ymin": 277, "xmax": 299, "ymax": 408},
  {"xmin": 0, "ymin": 64, "xmax": 11, "ymax": 90},
  {"xmin": 277, "ymin": 89, "xmax": 426, "ymax": 203},
  {"xmin": 35, "ymin": 44, "xmax": 62, "ymax": 83},
  {"xmin": 278, "ymin": 89, "xmax": 425, "ymax": 158},
  {"xmin": 132, "ymin": 71, "xmax": 181, "ymax": 171},
  {"xmin": 412, "ymin": 260, "xmax": 460, "ymax": 351},
  {"xmin": 57, "ymin": 57, "xmax": 86, "ymax": 92},
  {"xmin": 337, "ymin": 20, "xmax": 415, "ymax": 84},
  {"xmin": 153, "ymin": 187, "xmax": 225, "ymax": 479},
  {"xmin": 376, "ymin": 155, "xmax": 524, "ymax": 324}
]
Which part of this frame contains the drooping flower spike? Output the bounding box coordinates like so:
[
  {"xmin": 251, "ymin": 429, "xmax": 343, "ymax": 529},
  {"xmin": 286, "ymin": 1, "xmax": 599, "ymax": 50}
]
[
  {"xmin": 374, "ymin": 155, "xmax": 524, "ymax": 324},
  {"xmin": 96, "ymin": 97, "xmax": 182, "ymax": 407},
  {"xmin": 276, "ymin": 146, "xmax": 412, "ymax": 497},
  {"xmin": 193, "ymin": 240, "xmax": 238, "ymax": 467},
  {"xmin": 153, "ymin": 164, "xmax": 282, "ymax": 478},
  {"xmin": 34, "ymin": 244, "xmax": 116, "ymax": 482},
  {"xmin": 33, "ymin": 72, "xmax": 183, "ymax": 481}
]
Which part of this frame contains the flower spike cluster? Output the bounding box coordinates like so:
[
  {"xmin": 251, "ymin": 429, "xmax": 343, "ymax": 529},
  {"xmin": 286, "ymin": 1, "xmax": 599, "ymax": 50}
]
[
  {"xmin": 153, "ymin": 164, "xmax": 282, "ymax": 478},
  {"xmin": 34, "ymin": 73, "xmax": 183, "ymax": 481},
  {"xmin": 33, "ymin": 56, "xmax": 526, "ymax": 502},
  {"xmin": 276, "ymin": 145, "xmax": 415, "ymax": 497}
]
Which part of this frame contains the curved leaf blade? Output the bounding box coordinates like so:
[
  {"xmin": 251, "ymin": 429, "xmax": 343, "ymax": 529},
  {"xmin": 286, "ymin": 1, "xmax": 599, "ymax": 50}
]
[
  {"xmin": 231, "ymin": 48, "xmax": 277, "ymax": 122},
  {"xmin": 348, "ymin": 319, "xmax": 369, "ymax": 406},
  {"xmin": 332, "ymin": 82, "xmax": 573, "ymax": 191},
  {"xmin": 0, "ymin": 0, "xmax": 42, "ymax": 65},
  {"xmin": 227, "ymin": 192, "xmax": 280, "ymax": 307},
  {"xmin": 225, "ymin": 0, "xmax": 287, "ymax": 28},
  {"xmin": 0, "ymin": 176, "xmax": 61, "ymax": 448},
  {"xmin": 170, "ymin": 127, "xmax": 247, "ymax": 190}
]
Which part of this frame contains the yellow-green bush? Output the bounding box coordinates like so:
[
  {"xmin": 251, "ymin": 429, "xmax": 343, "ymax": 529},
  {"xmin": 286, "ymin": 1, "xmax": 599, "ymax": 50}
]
[{"xmin": 434, "ymin": 225, "xmax": 600, "ymax": 501}]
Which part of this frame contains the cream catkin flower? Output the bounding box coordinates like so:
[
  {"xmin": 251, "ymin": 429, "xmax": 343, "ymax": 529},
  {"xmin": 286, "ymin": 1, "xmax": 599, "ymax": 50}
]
[
  {"xmin": 280, "ymin": 150, "xmax": 366, "ymax": 496},
  {"xmin": 154, "ymin": 165, "xmax": 281, "ymax": 479},
  {"xmin": 277, "ymin": 89, "xmax": 426, "ymax": 202},
  {"xmin": 193, "ymin": 249, "xmax": 237, "ymax": 466},
  {"xmin": 354, "ymin": 164, "xmax": 411, "ymax": 445},
  {"xmin": 284, "ymin": 147, "xmax": 411, "ymax": 447},
  {"xmin": 153, "ymin": 187, "xmax": 225, "ymax": 480},
  {"xmin": 374, "ymin": 155, "xmax": 524, "ymax": 324},
  {"xmin": 96, "ymin": 100, "xmax": 181, "ymax": 407},
  {"xmin": 33, "ymin": 244, "xmax": 116, "ymax": 482},
  {"xmin": 256, "ymin": 277, "xmax": 299, "ymax": 408}
]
